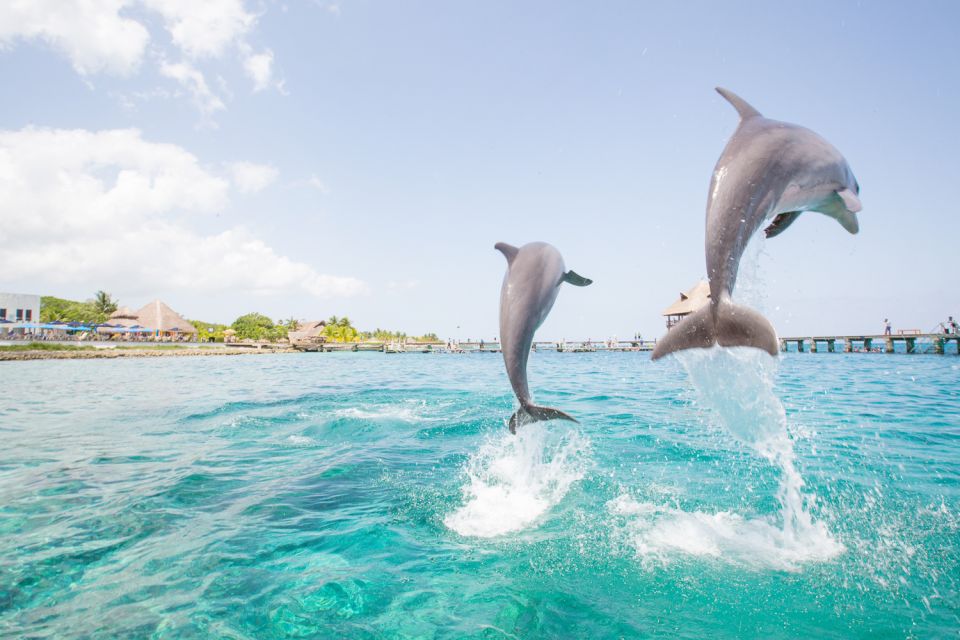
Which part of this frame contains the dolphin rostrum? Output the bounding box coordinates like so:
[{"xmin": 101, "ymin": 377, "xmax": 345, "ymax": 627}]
[
  {"xmin": 652, "ymin": 87, "xmax": 862, "ymax": 360},
  {"xmin": 496, "ymin": 241, "xmax": 592, "ymax": 433}
]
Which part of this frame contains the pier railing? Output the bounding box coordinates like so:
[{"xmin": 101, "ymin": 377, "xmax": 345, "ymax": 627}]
[
  {"xmin": 780, "ymin": 334, "xmax": 960, "ymax": 355},
  {"xmin": 292, "ymin": 339, "xmax": 657, "ymax": 353}
]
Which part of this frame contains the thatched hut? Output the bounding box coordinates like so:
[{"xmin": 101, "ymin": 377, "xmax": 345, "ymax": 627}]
[
  {"xmin": 134, "ymin": 300, "xmax": 197, "ymax": 336},
  {"xmin": 108, "ymin": 306, "xmax": 140, "ymax": 328},
  {"xmin": 288, "ymin": 319, "xmax": 327, "ymax": 344},
  {"xmin": 662, "ymin": 281, "xmax": 710, "ymax": 329},
  {"xmin": 223, "ymin": 328, "xmax": 237, "ymax": 343}
]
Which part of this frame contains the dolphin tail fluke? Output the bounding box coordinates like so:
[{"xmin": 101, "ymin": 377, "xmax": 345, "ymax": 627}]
[
  {"xmin": 650, "ymin": 305, "xmax": 716, "ymax": 360},
  {"xmin": 508, "ymin": 404, "xmax": 578, "ymax": 434},
  {"xmin": 651, "ymin": 299, "xmax": 779, "ymax": 360}
]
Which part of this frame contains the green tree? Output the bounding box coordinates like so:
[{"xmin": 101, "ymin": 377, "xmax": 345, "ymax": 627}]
[
  {"xmin": 323, "ymin": 316, "xmax": 358, "ymax": 342},
  {"xmin": 231, "ymin": 313, "xmax": 275, "ymax": 340},
  {"xmin": 93, "ymin": 290, "xmax": 118, "ymax": 317},
  {"xmin": 190, "ymin": 319, "xmax": 228, "ymax": 342},
  {"xmin": 40, "ymin": 296, "xmax": 102, "ymax": 324}
]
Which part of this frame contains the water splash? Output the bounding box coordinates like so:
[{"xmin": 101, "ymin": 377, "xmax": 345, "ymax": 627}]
[
  {"xmin": 445, "ymin": 422, "xmax": 590, "ymax": 538},
  {"xmin": 616, "ymin": 347, "xmax": 844, "ymax": 570}
]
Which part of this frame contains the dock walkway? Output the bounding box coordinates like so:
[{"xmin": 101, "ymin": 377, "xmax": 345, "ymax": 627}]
[{"xmin": 780, "ymin": 333, "xmax": 960, "ymax": 354}]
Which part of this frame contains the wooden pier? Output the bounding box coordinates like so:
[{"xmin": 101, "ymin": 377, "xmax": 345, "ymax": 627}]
[
  {"xmin": 780, "ymin": 333, "xmax": 960, "ymax": 355},
  {"xmin": 293, "ymin": 339, "xmax": 656, "ymax": 353}
]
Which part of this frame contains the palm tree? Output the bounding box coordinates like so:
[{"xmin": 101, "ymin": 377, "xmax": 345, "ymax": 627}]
[{"xmin": 93, "ymin": 290, "xmax": 117, "ymax": 317}]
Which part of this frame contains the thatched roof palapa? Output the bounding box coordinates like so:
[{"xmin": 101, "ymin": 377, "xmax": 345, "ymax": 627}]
[
  {"xmin": 662, "ymin": 281, "xmax": 711, "ymax": 317},
  {"xmin": 108, "ymin": 306, "xmax": 140, "ymax": 327},
  {"xmin": 133, "ymin": 300, "xmax": 197, "ymax": 333},
  {"xmin": 288, "ymin": 319, "xmax": 327, "ymax": 343}
]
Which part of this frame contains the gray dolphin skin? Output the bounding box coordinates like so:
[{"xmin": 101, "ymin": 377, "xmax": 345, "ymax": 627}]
[
  {"xmin": 496, "ymin": 241, "xmax": 592, "ymax": 433},
  {"xmin": 652, "ymin": 87, "xmax": 862, "ymax": 360}
]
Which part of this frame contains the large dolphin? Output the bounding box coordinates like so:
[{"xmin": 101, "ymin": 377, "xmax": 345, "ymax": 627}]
[
  {"xmin": 652, "ymin": 87, "xmax": 862, "ymax": 360},
  {"xmin": 496, "ymin": 241, "xmax": 592, "ymax": 433}
]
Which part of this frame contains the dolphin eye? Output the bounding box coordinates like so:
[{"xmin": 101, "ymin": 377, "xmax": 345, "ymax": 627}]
[{"xmin": 854, "ymin": 179, "xmax": 860, "ymax": 194}]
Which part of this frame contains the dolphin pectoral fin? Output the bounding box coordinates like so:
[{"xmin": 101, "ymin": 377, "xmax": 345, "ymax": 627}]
[
  {"xmin": 509, "ymin": 404, "xmax": 578, "ymax": 433},
  {"xmin": 715, "ymin": 87, "xmax": 762, "ymax": 120},
  {"xmin": 494, "ymin": 242, "xmax": 520, "ymax": 264},
  {"xmin": 813, "ymin": 191, "xmax": 860, "ymax": 234},
  {"xmin": 651, "ymin": 305, "xmax": 716, "ymax": 360},
  {"xmin": 561, "ymin": 270, "xmax": 593, "ymax": 287},
  {"xmin": 764, "ymin": 211, "xmax": 802, "ymax": 238}
]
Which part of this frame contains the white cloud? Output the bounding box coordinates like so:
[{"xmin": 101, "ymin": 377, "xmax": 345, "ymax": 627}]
[
  {"xmin": 242, "ymin": 47, "xmax": 274, "ymax": 92},
  {"xmin": 228, "ymin": 161, "xmax": 279, "ymax": 194},
  {"xmin": 0, "ymin": 0, "xmax": 280, "ymax": 116},
  {"xmin": 0, "ymin": 0, "xmax": 149, "ymax": 76},
  {"xmin": 0, "ymin": 127, "xmax": 365, "ymax": 299},
  {"xmin": 159, "ymin": 60, "xmax": 225, "ymax": 117},
  {"xmin": 141, "ymin": 0, "xmax": 254, "ymax": 58}
]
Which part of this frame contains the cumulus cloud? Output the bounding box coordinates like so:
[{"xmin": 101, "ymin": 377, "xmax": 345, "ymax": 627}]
[
  {"xmin": 242, "ymin": 47, "xmax": 275, "ymax": 92},
  {"xmin": 0, "ymin": 0, "xmax": 281, "ymax": 115},
  {"xmin": 159, "ymin": 60, "xmax": 225, "ymax": 117},
  {"xmin": 141, "ymin": 0, "xmax": 254, "ymax": 59},
  {"xmin": 0, "ymin": 0, "xmax": 149, "ymax": 76},
  {"xmin": 228, "ymin": 161, "xmax": 279, "ymax": 194},
  {"xmin": 0, "ymin": 127, "xmax": 365, "ymax": 299}
]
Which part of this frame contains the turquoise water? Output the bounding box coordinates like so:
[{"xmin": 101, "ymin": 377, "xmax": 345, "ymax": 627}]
[{"xmin": 1, "ymin": 351, "xmax": 958, "ymax": 638}]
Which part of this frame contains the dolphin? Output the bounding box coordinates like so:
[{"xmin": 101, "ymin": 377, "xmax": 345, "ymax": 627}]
[
  {"xmin": 496, "ymin": 241, "xmax": 592, "ymax": 433},
  {"xmin": 652, "ymin": 87, "xmax": 862, "ymax": 360}
]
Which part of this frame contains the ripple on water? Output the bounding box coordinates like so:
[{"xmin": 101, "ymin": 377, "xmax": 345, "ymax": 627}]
[{"xmin": 0, "ymin": 352, "xmax": 958, "ymax": 637}]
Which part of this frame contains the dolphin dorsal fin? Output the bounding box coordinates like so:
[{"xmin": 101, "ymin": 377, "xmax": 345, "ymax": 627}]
[
  {"xmin": 716, "ymin": 87, "xmax": 762, "ymax": 120},
  {"xmin": 494, "ymin": 242, "xmax": 520, "ymax": 264}
]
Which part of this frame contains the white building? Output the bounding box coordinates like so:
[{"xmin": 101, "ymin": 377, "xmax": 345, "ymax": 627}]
[{"xmin": 0, "ymin": 292, "xmax": 41, "ymax": 323}]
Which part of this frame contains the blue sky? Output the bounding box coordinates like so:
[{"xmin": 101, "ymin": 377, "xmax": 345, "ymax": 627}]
[{"xmin": 1, "ymin": 1, "xmax": 957, "ymax": 340}]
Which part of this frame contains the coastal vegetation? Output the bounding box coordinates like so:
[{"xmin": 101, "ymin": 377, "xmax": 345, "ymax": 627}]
[
  {"xmin": 189, "ymin": 319, "xmax": 229, "ymax": 342},
  {"xmin": 230, "ymin": 313, "xmax": 289, "ymax": 342},
  {"xmin": 93, "ymin": 291, "xmax": 118, "ymax": 317},
  {"xmin": 33, "ymin": 295, "xmax": 439, "ymax": 344},
  {"xmin": 40, "ymin": 295, "xmax": 109, "ymax": 324},
  {"xmin": 0, "ymin": 342, "xmax": 96, "ymax": 351},
  {"xmin": 361, "ymin": 328, "xmax": 441, "ymax": 343},
  {"xmin": 319, "ymin": 316, "xmax": 441, "ymax": 343}
]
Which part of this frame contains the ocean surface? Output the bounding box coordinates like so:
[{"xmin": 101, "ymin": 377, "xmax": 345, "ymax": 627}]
[{"xmin": 1, "ymin": 350, "xmax": 958, "ymax": 638}]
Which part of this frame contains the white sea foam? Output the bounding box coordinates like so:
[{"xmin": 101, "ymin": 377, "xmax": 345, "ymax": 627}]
[
  {"xmin": 445, "ymin": 423, "xmax": 590, "ymax": 538},
  {"xmin": 332, "ymin": 401, "xmax": 427, "ymax": 422},
  {"xmin": 286, "ymin": 434, "xmax": 316, "ymax": 446},
  {"xmin": 615, "ymin": 346, "xmax": 844, "ymax": 570}
]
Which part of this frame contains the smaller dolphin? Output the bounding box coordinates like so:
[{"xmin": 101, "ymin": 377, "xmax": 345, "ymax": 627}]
[
  {"xmin": 496, "ymin": 241, "xmax": 592, "ymax": 433},
  {"xmin": 652, "ymin": 87, "xmax": 862, "ymax": 360}
]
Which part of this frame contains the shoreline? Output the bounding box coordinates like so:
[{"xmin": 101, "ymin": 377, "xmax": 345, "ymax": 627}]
[{"xmin": 0, "ymin": 347, "xmax": 297, "ymax": 361}]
